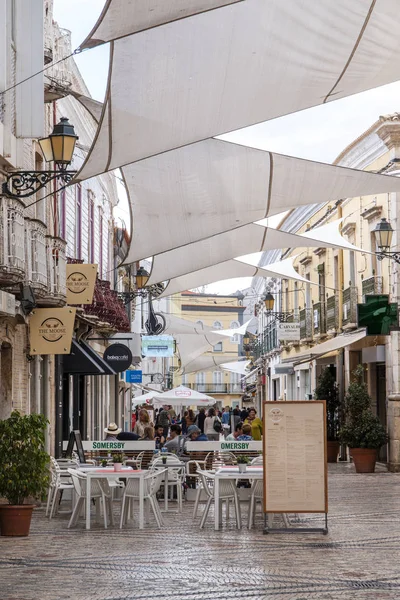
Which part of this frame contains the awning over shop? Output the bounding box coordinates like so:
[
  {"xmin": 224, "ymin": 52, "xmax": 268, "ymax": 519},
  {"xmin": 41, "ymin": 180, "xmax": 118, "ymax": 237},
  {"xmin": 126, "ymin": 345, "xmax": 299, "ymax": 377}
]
[
  {"xmin": 293, "ymin": 329, "xmax": 367, "ymax": 364},
  {"xmin": 63, "ymin": 340, "xmax": 117, "ymax": 375}
]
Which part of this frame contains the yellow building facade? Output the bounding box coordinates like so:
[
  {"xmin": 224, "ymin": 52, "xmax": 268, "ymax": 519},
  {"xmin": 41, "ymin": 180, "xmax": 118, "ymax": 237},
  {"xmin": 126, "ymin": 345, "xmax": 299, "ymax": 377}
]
[
  {"xmin": 171, "ymin": 291, "xmax": 245, "ymax": 407},
  {"xmin": 257, "ymin": 113, "xmax": 400, "ymax": 470}
]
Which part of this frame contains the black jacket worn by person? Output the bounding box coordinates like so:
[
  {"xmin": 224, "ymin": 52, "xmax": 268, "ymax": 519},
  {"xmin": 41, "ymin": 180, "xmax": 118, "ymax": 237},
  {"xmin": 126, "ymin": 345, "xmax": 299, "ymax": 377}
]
[{"xmin": 117, "ymin": 431, "xmax": 140, "ymax": 441}]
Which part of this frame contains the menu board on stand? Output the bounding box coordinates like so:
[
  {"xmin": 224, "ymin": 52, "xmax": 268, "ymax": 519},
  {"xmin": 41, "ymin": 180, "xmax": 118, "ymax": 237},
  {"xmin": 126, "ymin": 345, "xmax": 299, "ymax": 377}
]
[{"xmin": 263, "ymin": 401, "xmax": 328, "ymax": 535}]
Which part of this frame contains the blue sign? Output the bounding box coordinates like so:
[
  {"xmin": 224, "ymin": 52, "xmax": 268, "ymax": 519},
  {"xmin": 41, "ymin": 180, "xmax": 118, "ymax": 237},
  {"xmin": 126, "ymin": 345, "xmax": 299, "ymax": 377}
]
[{"xmin": 125, "ymin": 370, "xmax": 142, "ymax": 383}]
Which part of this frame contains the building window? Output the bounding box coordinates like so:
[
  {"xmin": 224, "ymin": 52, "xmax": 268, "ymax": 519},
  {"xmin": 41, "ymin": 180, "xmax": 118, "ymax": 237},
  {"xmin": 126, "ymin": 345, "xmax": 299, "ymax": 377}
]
[
  {"xmin": 213, "ymin": 371, "xmax": 223, "ymax": 392},
  {"xmin": 213, "ymin": 320, "xmax": 223, "ymax": 330},
  {"xmin": 88, "ymin": 192, "xmax": 94, "ymax": 263},
  {"xmin": 76, "ymin": 184, "xmax": 82, "ymax": 259},
  {"xmin": 213, "ymin": 341, "xmax": 223, "ymax": 352},
  {"xmin": 230, "ymin": 320, "xmax": 240, "ymax": 344},
  {"xmin": 195, "ymin": 372, "xmax": 206, "ymax": 392}
]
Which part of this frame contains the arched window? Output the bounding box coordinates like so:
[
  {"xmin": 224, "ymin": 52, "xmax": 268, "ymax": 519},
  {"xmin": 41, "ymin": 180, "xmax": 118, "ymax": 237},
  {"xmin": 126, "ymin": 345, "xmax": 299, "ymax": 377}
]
[
  {"xmin": 230, "ymin": 320, "xmax": 240, "ymax": 344},
  {"xmin": 213, "ymin": 320, "xmax": 223, "ymax": 330}
]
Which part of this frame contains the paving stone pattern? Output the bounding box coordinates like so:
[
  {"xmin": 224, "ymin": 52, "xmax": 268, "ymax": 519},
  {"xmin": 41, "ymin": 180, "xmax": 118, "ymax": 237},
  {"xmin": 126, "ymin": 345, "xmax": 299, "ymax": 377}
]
[{"xmin": 1, "ymin": 463, "xmax": 400, "ymax": 600}]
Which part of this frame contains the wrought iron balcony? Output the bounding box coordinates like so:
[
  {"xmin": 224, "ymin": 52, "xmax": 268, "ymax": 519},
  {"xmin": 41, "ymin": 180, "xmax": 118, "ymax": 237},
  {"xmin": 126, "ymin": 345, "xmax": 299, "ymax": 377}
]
[
  {"xmin": 300, "ymin": 308, "xmax": 313, "ymax": 340},
  {"xmin": 326, "ymin": 294, "xmax": 339, "ymax": 331},
  {"xmin": 342, "ymin": 286, "xmax": 358, "ymax": 327},
  {"xmin": 0, "ymin": 197, "xmax": 25, "ymax": 286},
  {"xmin": 25, "ymin": 219, "xmax": 48, "ymax": 297},
  {"xmin": 40, "ymin": 237, "xmax": 67, "ymax": 307},
  {"xmin": 313, "ymin": 301, "xmax": 327, "ymax": 336},
  {"xmin": 362, "ymin": 276, "xmax": 383, "ymax": 299},
  {"xmin": 186, "ymin": 383, "xmax": 243, "ymax": 394}
]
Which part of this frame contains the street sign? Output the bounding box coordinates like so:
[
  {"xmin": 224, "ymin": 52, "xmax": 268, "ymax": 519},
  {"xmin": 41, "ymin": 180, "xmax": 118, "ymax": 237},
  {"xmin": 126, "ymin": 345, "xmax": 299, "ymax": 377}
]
[
  {"xmin": 277, "ymin": 322, "xmax": 300, "ymax": 341},
  {"xmin": 125, "ymin": 370, "xmax": 142, "ymax": 383},
  {"xmin": 103, "ymin": 343, "xmax": 133, "ymax": 372}
]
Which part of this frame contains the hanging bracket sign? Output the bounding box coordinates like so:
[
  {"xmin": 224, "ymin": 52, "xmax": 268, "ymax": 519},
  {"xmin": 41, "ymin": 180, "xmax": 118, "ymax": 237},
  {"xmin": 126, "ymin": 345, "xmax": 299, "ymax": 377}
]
[
  {"xmin": 103, "ymin": 343, "xmax": 133, "ymax": 372},
  {"xmin": 66, "ymin": 263, "xmax": 98, "ymax": 305},
  {"xmin": 277, "ymin": 322, "xmax": 300, "ymax": 341},
  {"xmin": 29, "ymin": 307, "xmax": 76, "ymax": 355}
]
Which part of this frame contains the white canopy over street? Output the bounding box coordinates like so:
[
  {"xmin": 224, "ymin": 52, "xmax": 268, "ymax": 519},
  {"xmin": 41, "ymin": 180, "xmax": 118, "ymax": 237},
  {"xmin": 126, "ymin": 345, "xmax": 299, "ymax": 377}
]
[
  {"xmin": 181, "ymin": 354, "xmax": 240, "ymax": 375},
  {"xmin": 80, "ymin": 0, "xmax": 242, "ymax": 48},
  {"xmin": 77, "ymin": 0, "xmax": 400, "ymax": 179},
  {"xmin": 152, "ymin": 385, "xmax": 214, "ymax": 406},
  {"xmin": 146, "ymin": 218, "xmax": 365, "ymax": 285},
  {"xmin": 220, "ymin": 360, "xmax": 252, "ymax": 376},
  {"xmin": 212, "ymin": 319, "xmax": 252, "ymax": 338}
]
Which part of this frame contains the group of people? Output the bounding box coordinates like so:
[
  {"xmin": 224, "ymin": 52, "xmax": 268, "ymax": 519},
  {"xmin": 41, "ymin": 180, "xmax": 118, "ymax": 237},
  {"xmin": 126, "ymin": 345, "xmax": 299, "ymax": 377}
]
[{"xmin": 105, "ymin": 405, "xmax": 263, "ymax": 452}]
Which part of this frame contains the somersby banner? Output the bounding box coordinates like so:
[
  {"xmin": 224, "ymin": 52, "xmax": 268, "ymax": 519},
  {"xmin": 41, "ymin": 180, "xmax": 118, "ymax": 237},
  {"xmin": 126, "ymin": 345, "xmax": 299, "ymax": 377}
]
[
  {"xmin": 66, "ymin": 263, "xmax": 97, "ymax": 305},
  {"xmin": 29, "ymin": 307, "xmax": 76, "ymax": 355}
]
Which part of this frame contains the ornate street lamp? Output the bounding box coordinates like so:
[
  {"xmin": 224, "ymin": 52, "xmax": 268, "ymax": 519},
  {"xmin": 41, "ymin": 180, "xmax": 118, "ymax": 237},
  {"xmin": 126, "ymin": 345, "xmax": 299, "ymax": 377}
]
[
  {"xmin": 135, "ymin": 266, "xmax": 150, "ymax": 289},
  {"xmin": 373, "ymin": 218, "xmax": 400, "ymax": 263},
  {"xmin": 2, "ymin": 117, "xmax": 78, "ymax": 199},
  {"xmin": 263, "ymin": 292, "xmax": 292, "ymax": 322}
]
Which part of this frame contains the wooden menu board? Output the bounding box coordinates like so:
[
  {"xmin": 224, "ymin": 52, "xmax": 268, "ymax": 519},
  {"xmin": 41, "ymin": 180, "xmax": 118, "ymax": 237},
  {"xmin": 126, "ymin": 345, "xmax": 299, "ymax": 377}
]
[{"xmin": 263, "ymin": 401, "xmax": 327, "ymax": 513}]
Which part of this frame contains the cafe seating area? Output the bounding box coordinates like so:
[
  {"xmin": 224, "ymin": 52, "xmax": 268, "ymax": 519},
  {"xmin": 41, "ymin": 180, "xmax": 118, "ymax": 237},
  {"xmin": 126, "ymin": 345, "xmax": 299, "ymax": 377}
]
[{"xmin": 46, "ymin": 451, "xmax": 264, "ymax": 531}]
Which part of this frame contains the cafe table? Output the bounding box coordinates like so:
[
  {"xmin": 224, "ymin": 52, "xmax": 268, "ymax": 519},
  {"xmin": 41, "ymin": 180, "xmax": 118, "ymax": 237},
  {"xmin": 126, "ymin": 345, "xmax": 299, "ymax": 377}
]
[
  {"xmin": 78, "ymin": 466, "xmax": 147, "ymax": 530},
  {"xmin": 213, "ymin": 466, "xmax": 263, "ymax": 531}
]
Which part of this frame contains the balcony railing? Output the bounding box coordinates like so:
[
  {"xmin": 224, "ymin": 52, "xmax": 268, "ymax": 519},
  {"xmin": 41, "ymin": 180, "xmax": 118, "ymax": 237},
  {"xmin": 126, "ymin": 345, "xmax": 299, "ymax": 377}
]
[
  {"xmin": 0, "ymin": 197, "xmax": 25, "ymax": 285},
  {"xmin": 326, "ymin": 294, "xmax": 339, "ymax": 331},
  {"xmin": 342, "ymin": 286, "xmax": 358, "ymax": 326},
  {"xmin": 362, "ymin": 276, "xmax": 383, "ymax": 299},
  {"xmin": 25, "ymin": 219, "xmax": 48, "ymax": 297},
  {"xmin": 300, "ymin": 308, "xmax": 313, "ymax": 340},
  {"xmin": 41, "ymin": 236, "xmax": 67, "ymax": 307},
  {"xmin": 186, "ymin": 383, "xmax": 242, "ymax": 394},
  {"xmin": 313, "ymin": 301, "xmax": 326, "ymax": 336}
]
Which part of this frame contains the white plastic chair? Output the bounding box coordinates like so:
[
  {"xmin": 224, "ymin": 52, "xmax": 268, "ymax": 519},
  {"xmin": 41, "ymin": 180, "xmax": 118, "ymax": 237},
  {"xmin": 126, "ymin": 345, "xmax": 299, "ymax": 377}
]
[
  {"xmin": 250, "ymin": 455, "xmax": 263, "ymax": 465},
  {"xmin": 67, "ymin": 469, "xmax": 114, "ymax": 529},
  {"xmin": 247, "ymin": 480, "xmax": 263, "ymax": 528},
  {"xmin": 198, "ymin": 470, "xmax": 242, "ymax": 529},
  {"xmin": 119, "ymin": 469, "xmax": 166, "ymax": 529},
  {"xmin": 150, "ymin": 455, "xmax": 185, "ymax": 512},
  {"xmin": 46, "ymin": 457, "xmax": 75, "ymax": 518}
]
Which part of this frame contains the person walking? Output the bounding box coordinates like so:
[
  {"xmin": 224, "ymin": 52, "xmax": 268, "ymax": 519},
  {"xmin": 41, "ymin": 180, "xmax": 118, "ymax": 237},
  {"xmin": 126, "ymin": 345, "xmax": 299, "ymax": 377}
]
[
  {"xmin": 158, "ymin": 405, "xmax": 171, "ymax": 439},
  {"xmin": 195, "ymin": 407, "xmax": 206, "ymax": 433},
  {"xmin": 204, "ymin": 407, "xmax": 222, "ymax": 441},
  {"xmin": 221, "ymin": 406, "xmax": 231, "ymax": 438},
  {"xmin": 244, "ymin": 408, "xmax": 263, "ymax": 440}
]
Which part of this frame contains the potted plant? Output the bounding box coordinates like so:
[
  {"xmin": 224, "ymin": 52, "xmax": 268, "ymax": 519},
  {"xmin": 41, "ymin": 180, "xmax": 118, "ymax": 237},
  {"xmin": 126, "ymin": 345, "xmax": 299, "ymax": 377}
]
[
  {"xmin": 314, "ymin": 367, "xmax": 341, "ymax": 462},
  {"xmin": 112, "ymin": 452, "xmax": 125, "ymax": 471},
  {"xmin": 100, "ymin": 459, "xmax": 108, "ymax": 468},
  {"xmin": 236, "ymin": 455, "xmax": 250, "ymax": 473},
  {"xmin": 0, "ymin": 411, "xmax": 50, "ymax": 536},
  {"xmin": 339, "ymin": 365, "xmax": 388, "ymax": 473}
]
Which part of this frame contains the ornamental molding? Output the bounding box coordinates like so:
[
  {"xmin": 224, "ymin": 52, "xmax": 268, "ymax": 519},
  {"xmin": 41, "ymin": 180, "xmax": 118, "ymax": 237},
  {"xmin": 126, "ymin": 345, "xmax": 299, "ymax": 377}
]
[
  {"xmin": 361, "ymin": 206, "xmax": 383, "ymax": 222},
  {"xmin": 341, "ymin": 222, "xmax": 356, "ymax": 236}
]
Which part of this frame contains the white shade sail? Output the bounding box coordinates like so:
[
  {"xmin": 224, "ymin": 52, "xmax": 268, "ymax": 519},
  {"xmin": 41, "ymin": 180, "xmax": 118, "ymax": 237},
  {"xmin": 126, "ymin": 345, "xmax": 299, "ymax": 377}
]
[
  {"xmin": 182, "ymin": 355, "xmax": 240, "ymax": 375},
  {"xmin": 146, "ymin": 218, "xmax": 366, "ymax": 285},
  {"xmin": 152, "ymin": 385, "xmax": 214, "ymax": 405},
  {"xmin": 212, "ymin": 319, "xmax": 252, "ymax": 337},
  {"xmin": 159, "ymin": 257, "xmax": 311, "ymax": 299},
  {"xmin": 77, "ymin": 0, "xmax": 400, "ymax": 180},
  {"xmin": 118, "ymin": 141, "xmax": 400, "ymax": 265},
  {"xmin": 80, "ymin": 0, "xmax": 242, "ymax": 48},
  {"xmin": 220, "ymin": 360, "xmax": 252, "ymax": 375}
]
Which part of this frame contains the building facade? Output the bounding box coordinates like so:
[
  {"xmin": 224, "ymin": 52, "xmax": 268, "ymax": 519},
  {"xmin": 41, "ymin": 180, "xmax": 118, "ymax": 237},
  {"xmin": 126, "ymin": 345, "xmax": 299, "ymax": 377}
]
[
  {"xmin": 255, "ymin": 113, "xmax": 400, "ymax": 470},
  {"xmin": 171, "ymin": 291, "xmax": 245, "ymax": 407}
]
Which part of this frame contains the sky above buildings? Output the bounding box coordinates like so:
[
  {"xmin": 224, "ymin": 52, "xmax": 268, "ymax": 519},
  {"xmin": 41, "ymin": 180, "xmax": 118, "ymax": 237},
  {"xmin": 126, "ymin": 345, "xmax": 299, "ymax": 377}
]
[{"xmin": 54, "ymin": 0, "xmax": 400, "ymax": 294}]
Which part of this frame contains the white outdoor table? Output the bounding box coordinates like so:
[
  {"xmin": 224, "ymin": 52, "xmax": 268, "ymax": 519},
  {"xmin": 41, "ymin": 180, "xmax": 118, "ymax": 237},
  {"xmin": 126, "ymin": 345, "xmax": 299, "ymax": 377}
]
[
  {"xmin": 80, "ymin": 467, "xmax": 147, "ymax": 530},
  {"xmin": 214, "ymin": 466, "xmax": 263, "ymax": 531}
]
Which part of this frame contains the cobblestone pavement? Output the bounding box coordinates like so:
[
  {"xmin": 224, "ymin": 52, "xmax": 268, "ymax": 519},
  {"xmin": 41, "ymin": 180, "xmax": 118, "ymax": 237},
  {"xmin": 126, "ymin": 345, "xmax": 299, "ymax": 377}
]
[{"xmin": 1, "ymin": 463, "xmax": 400, "ymax": 600}]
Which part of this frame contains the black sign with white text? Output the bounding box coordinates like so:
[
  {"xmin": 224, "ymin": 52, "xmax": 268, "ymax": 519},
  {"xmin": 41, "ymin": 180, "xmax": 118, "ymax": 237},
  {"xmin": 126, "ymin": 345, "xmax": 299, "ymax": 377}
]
[{"xmin": 103, "ymin": 343, "xmax": 133, "ymax": 372}]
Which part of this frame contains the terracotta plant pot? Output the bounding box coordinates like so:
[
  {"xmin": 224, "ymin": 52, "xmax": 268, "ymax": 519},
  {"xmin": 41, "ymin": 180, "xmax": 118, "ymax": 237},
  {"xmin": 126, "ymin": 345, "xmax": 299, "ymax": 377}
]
[
  {"xmin": 113, "ymin": 463, "xmax": 122, "ymax": 472},
  {"xmin": 327, "ymin": 441, "xmax": 340, "ymax": 463},
  {"xmin": 350, "ymin": 448, "xmax": 377, "ymax": 473},
  {"xmin": 0, "ymin": 505, "xmax": 34, "ymax": 537}
]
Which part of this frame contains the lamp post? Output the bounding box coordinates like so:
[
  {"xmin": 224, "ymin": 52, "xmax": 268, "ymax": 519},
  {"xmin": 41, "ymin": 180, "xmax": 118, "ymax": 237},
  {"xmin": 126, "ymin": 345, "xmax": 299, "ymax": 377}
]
[
  {"xmin": 117, "ymin": 266, "xmax": 166, "ymax": 335},
  {"xmin": 2, "ymin": 117, "xmax": 78, "ymax": 199},
  {"xmin": 373, "ymin": 218, "xmax": 400, "ymax": 263},
  {"xmin": 263, "ymin": 292, "xmax": 293, "ymax": 322}
]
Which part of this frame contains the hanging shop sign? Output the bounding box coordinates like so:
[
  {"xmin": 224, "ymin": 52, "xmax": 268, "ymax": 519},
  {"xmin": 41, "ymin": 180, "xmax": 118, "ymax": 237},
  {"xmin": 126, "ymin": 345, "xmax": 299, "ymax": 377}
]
[
  {"xmin": 29, "ymin": 307, "xmax": 76, "ymax": 355},
  {"xmin": 142, "ymin": 335, "xmax": 174, "ymax": 357},
  {"xmin": 125, "ymin": 370, "xmax": 143, "ymax": 383},
  {"xmin": 66, "ymin": 263, "xmax": 98, "ymax": 305},
  {"xmin": 277, "ymin": 322, "xmax": 301, "ymax": 341},
  {"xmin": 103, "ymin": 343, "xmax": 133, "ymax": 372},
  {"xmin": 357, "ymin": 295, "xmax": 398, "ymax": 335}
]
